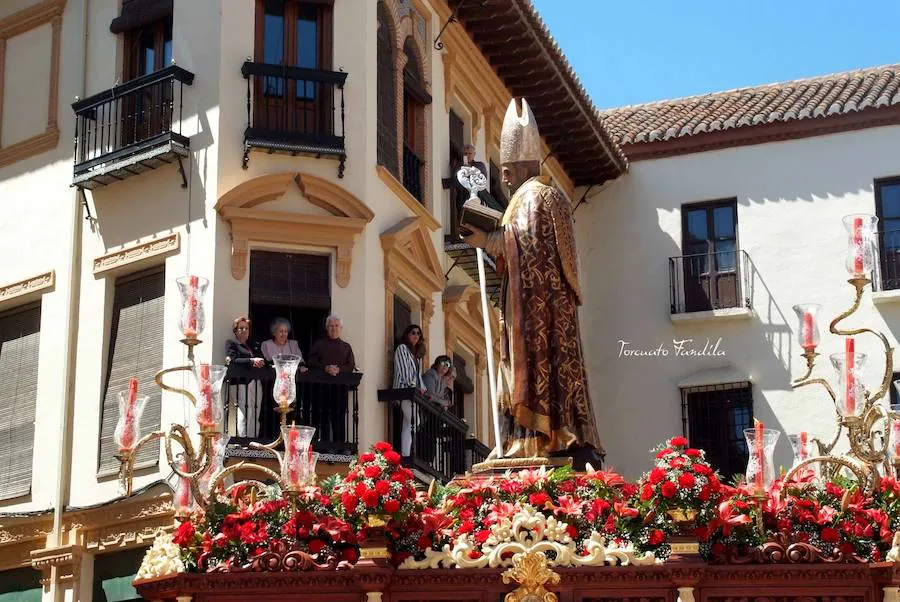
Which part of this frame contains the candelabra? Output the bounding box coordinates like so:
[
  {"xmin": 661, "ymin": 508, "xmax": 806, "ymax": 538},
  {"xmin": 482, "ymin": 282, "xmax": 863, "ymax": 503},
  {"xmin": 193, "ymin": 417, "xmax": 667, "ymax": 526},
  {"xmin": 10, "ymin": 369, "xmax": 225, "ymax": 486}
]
[
  {"xmin": 113, "ymin": 275, "xmax": 319, "ymax": 517},
  {"xmin": 785, "ymin": 213, "xmax": 895, "ymax": 494}
]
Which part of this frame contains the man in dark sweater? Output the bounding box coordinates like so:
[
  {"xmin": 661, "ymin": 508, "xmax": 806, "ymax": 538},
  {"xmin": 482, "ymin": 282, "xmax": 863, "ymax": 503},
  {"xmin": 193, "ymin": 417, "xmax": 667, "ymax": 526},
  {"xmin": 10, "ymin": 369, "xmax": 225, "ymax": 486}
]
[{"xmin": 307, "ymin": 315, "xmax": 356, "ymax": 450}]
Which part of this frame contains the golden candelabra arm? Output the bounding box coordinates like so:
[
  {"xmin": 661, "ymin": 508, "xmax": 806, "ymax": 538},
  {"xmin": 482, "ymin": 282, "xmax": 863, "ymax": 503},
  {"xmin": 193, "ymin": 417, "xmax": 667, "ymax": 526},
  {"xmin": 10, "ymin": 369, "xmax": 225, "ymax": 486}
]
[
  {"xmin": 114, "ymin": 431, "xmax": 167, "ymax": 496},
  {"xmin": 782, "ymin": 455, "xmax": 872, "ymax": 497},
  {"xmin": 247, "ymin": 406, "xmax": 292, "ymax": 465},
  {"xmin": 207, "ymin": 461, "xmax": 282, "ymax": 499},
  {"xmin": 155, "ymin": 366, "xmax": 198, "ymax": 406},
  {"xmin": 165, "ymin": 424, "xmax": 214, "ymax": 480},
  {"xmin": 792, "ymin": 349, "xmax": 819, "ymax": 384}
]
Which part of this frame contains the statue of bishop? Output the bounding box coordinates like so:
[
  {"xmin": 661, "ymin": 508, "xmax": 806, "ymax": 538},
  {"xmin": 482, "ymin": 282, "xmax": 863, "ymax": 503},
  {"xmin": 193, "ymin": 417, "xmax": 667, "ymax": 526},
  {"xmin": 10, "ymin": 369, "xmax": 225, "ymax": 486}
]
[{"xmin": 462, "ymin": 98, "xmax": 604, "ymax": 466}]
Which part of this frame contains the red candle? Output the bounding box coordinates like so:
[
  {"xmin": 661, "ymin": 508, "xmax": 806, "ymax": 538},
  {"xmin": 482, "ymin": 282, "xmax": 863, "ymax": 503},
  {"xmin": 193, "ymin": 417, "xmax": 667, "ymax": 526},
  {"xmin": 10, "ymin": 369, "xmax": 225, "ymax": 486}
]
[
  {"xmin": 197, "ymin": 364, "xmax": 214, "ymax": 427},
  {"xmin": 185, "ymin": 275, "xmax": 199, "ymax": 338},
  {"xmin": 120, "ymin": 378, "xmax": 139, "ymax": 451},
  {"xmin": 177, "ymin": 458, "xmax": 191, "ymax": 511},
  {"xmin": 853, "ymin": 217, "xmax": 864, "ymax": 275},
  {"xmin": 754, "ymin": 419, "xmax": 765, "ymax": 489},
  {"xmin": 798, "ymin": 431, "xmax": 808, "ymax": 461},
  {"xmin": 801, "ymin": 312, "xmax": 816, "ymax": 349},
  {"xmin": 286, "ymin": 428, "xmax": 301, "ymax": 486},
  {"xmin": 846, "ymin": 338, "xmax": 856, "ymax": 415},
  {"xmin": 893, "ymin": 420, "xmax": 900, "ymax": 457},
  {"xmin": 276, "ymin": 371, "xmax": 291, "ymax": 408}
]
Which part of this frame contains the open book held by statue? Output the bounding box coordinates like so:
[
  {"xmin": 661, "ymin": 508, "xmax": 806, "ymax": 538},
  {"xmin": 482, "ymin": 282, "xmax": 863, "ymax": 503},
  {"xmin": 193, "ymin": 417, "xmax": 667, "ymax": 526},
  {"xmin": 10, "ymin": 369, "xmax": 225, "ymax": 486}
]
[{"xmin": 460, "ymin": 98, "xmax": 604, "ymax": 471}]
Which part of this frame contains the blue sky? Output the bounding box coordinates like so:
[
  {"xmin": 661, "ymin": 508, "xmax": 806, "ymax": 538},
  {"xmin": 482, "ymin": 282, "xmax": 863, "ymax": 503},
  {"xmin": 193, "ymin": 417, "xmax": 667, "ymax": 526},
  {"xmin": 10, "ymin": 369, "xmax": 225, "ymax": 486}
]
[{"xmin": 532, "ymin": 0, "xmax": 900, "ymax": 109}]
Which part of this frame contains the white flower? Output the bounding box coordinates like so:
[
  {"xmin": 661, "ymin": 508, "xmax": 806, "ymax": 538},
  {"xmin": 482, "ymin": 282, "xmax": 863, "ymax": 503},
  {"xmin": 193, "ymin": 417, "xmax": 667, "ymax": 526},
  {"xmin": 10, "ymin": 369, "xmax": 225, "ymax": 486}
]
[{"xmin": 136, "ymin": 533, "xmax": 185, "ymax": 580}]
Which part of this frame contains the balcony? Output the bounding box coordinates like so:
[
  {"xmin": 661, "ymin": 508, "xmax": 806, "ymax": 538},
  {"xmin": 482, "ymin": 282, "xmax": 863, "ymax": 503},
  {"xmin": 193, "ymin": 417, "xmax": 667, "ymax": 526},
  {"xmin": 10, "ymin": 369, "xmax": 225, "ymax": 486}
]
[
  {"xmin": 73, "ymin": 65, "xmax": 195, "ymax": 189},
  {"xmin": 873, "ymin": 229, "xmax": 900, "ymax": 302},
  {"xmin": 223, "ymin": 365, "xmax": 361, "ymax": 462},
  {"xmin": 668, "ymin": 249, "xmax": 752, "ymax": 322},
  {"xmin": 241, "ymin": 61, "xmax": 347, "ymax": 176},
  {"xmin": 377, "ymin": 388, "xmax": 487, "ymax": 483},
  {"xmin": 402, "ymin": 144, "xmax": 424, "ymax": 203}
]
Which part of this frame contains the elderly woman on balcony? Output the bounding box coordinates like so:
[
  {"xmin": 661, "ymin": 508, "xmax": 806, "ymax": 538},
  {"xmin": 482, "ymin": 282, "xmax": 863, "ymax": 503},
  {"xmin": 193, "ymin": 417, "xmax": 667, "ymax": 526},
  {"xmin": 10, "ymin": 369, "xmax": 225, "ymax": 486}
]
[
  {"xmin": 224, "ymin": 316, "xmax": 265, "ymax": 438},
  {"xmin": 261, "ymin": 318, "xmax": 307, "ymax": 372}
]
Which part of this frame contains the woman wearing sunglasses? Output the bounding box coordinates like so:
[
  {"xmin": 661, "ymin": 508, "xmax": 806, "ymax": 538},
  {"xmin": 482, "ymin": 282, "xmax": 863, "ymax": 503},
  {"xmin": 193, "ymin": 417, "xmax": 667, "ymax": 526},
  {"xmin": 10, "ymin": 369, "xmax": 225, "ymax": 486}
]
[{"xmin": 393, "ymin": 324, "xmax": 426, "ymax": 455}]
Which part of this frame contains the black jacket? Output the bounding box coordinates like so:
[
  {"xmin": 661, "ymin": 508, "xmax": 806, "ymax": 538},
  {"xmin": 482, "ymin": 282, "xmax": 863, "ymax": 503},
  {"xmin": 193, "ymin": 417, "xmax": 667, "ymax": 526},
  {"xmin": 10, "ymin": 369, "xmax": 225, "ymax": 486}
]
[{"xmin": 224, "ymin": 338, "xmax": 262, "ymax": 366}]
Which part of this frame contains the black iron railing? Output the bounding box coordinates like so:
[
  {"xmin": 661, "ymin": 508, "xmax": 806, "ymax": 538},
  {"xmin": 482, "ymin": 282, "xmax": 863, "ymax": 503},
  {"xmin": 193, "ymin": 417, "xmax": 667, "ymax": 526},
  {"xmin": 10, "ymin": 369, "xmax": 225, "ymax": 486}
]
[
  {"xmin": 377, "ymin": 388, "xmax": 468, "ymax": 483},
  {"xmin": 874, "ymin": 229, "xmax": 900, "ymax": 292},
  {"xmin": 403, "ymin": 144, "xmax": 424, "ymax": 203},
  {"xmin": 72, "ymin": 65, "xmax": 194, "ymax": 185},
  {"xmin": 224, "ymin": 365, "xmax": 361, "ymax": 457},
  {"xmin": 241, "ymin": 61, "xmax": 347, "ymax": 175},
  {"xmin": 466, "ymin": 436, "xmax": 491, "ymax": 467},
  {"xmin": 669, "ymin": 249, "xmax": 751, "ymax": 314}
]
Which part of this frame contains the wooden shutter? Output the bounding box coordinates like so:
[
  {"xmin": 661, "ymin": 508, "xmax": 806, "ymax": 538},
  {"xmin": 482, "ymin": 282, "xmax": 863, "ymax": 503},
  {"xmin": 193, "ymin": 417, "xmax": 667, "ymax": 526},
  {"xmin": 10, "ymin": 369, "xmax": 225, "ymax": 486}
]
[
  {"xmin": 249, "ymin": 251, "xmax": 330, "ymax": 309},
  {"xmin": 0, "ymin": 304, "xmax": 41, "ymax": 500},
  {"xmin": 98, "ymin": 269, "xmax": 165, "ymax": 474}
]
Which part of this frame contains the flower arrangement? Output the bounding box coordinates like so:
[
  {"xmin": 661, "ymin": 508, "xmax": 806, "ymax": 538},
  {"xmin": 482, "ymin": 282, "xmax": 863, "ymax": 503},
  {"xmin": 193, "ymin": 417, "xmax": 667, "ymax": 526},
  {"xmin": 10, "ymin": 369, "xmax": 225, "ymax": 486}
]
[
  {"xmin": 636, "ymin": 437, "xmax": 723, "ymax": 528},
  {"xmin": 149, "ymin": 438, "xmax": 900, "ymax": 575},
  {"xmin": 335, "ymin": 441, "xmax": 420, "ymax": 529},
  {"xmin": 172, "ymin": 484, "xmax": 359, "ymax": 571}
]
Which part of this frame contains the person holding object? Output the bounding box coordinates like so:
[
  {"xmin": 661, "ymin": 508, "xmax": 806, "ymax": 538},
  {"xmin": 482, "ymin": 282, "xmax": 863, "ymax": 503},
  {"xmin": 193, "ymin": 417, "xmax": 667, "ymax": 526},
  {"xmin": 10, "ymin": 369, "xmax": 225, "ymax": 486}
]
[
  {"xmin": 422, "ymin": 355, "xmax": 452, "ymax": 409},
  {"xmin": 460, "ymin": 98, "xmax": 604, "ymax": 467},
  {"xmin": 393, "ymin": 324, "xmax": 426, "ymax": 456}
]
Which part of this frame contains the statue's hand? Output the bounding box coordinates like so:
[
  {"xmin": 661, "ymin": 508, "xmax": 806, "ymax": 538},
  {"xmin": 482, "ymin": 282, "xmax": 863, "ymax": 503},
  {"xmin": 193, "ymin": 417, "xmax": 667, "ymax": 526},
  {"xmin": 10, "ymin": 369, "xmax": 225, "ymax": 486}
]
[{"xmin": 461, "ymin": 225, "xmax": 490, "ymax": 249}]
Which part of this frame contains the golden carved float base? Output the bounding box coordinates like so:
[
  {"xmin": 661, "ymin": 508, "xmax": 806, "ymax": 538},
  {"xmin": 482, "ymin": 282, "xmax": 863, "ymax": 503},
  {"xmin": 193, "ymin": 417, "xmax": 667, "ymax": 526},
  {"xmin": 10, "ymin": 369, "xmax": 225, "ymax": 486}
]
[{"xmin": 470, "ymin": 456, "xmax": 571, "ymax": 474}]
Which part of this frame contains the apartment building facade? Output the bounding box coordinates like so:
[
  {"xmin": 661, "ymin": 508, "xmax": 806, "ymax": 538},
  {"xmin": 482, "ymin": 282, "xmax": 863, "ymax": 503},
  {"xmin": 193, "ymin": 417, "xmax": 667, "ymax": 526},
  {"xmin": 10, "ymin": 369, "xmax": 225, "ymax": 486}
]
[{"xmin": 0, "ymin": 0, "xmax": 624, "ymax": 599}]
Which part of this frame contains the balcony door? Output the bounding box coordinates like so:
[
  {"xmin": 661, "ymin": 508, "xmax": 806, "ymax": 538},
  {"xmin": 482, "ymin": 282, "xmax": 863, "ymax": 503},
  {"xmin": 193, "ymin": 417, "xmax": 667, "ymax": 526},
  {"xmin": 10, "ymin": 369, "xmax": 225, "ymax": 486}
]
[
  {"xmin": 682, "ymin": 200, "xmax": 738, "ymax": 312},
  {"xmin": 123, "ymin": 16, "xmax": 174, "ymax": 145},
  {"xmin": 876, "ymin": 178, "xmax": 900, "ymax": 291},
  {"xmin": 254, "ymin": 0, "xmax": 333, "ymax": 139}
]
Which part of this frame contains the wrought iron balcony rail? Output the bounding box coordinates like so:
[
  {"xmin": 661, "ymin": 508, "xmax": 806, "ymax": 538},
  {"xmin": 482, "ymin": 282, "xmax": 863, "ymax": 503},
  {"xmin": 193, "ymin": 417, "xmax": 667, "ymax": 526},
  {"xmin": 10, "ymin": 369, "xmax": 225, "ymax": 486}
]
[
  {"xmin": 377, "ymin": 388, "xmax": 470, "ymax": 484},
  {"xmin": 223, "ymin": 365, "xmax": 361, "ymax": 460},
  {"xmin": 873, "ymin": 228, "xmax": 900, "ymax": 292},
  {"xmin": 668, "ymin": 249, "xmax": 751, "ymax": 314},
  {"xmin": 466, "ymin": 436, "xmax": 491, "ymax": 467},
  {"xmin": 72, "ymin": 65, "xmax": 195, "ymax": 188},
  {"xmin": 241, "ymin": 61, "xmax": 347, "ymax": 175},
  {"xmin": 403, "ymin": 144, "xmax": 424, "ymax": 203}
]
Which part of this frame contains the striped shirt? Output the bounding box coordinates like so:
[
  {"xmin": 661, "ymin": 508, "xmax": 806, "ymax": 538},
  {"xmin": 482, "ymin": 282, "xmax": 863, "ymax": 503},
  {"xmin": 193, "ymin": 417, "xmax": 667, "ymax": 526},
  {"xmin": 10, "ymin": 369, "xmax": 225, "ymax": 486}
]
[{"xmin": 393, "ymin": 344, "xmax": 424, "ymax": 390}]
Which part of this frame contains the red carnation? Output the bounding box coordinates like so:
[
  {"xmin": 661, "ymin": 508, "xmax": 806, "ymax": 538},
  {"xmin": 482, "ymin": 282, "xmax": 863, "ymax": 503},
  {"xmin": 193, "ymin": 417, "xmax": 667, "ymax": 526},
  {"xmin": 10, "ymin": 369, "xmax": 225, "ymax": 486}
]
[
  {"xmin": 669, "ymin": 457, "xmax": 686, "ymax": 469},
  {"xmin": 468, "ymin": 550, "xmax": 482, "ymax": 560},
  {"xmin": 364, "ymin": 465, "xmax": 382, "ymax": 478},
  {"xmin": 821, "ymin": 528, "xmax": 840, "ymax": 543},
  {"xmin": 693, "ymin": 463, "xmax": 713, "ymax": 476},
  {"xmin": 375, "ymin": 480, "xmax": 391, "ymax": 495},
  {"xmin": 698, "ymin": 485, "xmax": 711, "ymax": 502},
  {"xmin": 528, "ymin": 492, "xmax": 551, "ymax": 508},
  {"xmin": 670, "ymin": 436, "xmax": 689, "ymax": 447},
  {"xmin": 362, "ymin": 490, "xmax": 380, "ymax": 507},
  {"xmin": 341, "ymin": 547, "xmax": 360, "ymax": 563},
  {"xmin": 354, "ymin": 481, "xmax": 367, "ymax": 497},
  {"xmin": 359, "ymin": 452, "xmax": 376, "ymax": 463},
  {"xmin": 308, "ymin": 538, "xmax": 326, "ymax": 554},
  {"xmin": 648, "ymin": 529, "xmax": 665, "ymax": 546},
  {"xmin": 374, "ymin": 441, "xmax": 393, "ymax": 453},
  {"xmin": 641, "ymin": 484, "xmax": 654, "ymax": 501},
  {"xmin": 656, "ymin": 448, "xmax": 673, "ymax": 459},
  {"xmin": 685, "ymin": 448, "xmax": 701, "ymax": 458},
  {"xmin": 418, "ymin": 535, "xmax": 432, "ymax": 549},
  {"xmin": 660, "ymin": 481, "xmax": 677, "ymax": 498},
  {"xmin": 649, "ymin": 467, "xmax": 666, "ymax": 485},
  {"xmin": 565, "ymin": 525, "xmax": 578, "ymax": 539},
  {"xmin": 474, "ymin": 529, "xmax": 491, "ymax": 544},
  {"xmin": 383, "ymin": 499, "xmax": 401, "ymax": 513},
  {"xmin": 678, "ymin": 472, "xmax": 696, "ymax": 489},
  {"xmin": 172, "ymin": 521, "xmax": 195, "ymax": 546},
  {"xmin": 384, "ymin": 450, "xmax": 402, "ymax": 465},
  {"xmin": 458, "ymin": 520, "xmax": 475, "ymax": 534}
]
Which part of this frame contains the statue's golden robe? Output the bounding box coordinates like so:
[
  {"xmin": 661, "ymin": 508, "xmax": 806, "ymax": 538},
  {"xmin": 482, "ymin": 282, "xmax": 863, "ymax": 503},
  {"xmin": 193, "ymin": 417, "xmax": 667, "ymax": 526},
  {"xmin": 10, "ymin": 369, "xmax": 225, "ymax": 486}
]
[{"xmin": 487, "ymin": 177, "xmax": 602, "ymax": 458}]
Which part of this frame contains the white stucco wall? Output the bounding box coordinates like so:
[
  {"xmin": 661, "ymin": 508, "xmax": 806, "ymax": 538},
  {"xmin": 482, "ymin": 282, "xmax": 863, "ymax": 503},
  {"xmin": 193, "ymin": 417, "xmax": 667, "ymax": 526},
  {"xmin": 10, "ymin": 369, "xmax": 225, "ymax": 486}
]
[{"xmin": 577, "ymin": 124, "xmax": 900, "ymax": 479}]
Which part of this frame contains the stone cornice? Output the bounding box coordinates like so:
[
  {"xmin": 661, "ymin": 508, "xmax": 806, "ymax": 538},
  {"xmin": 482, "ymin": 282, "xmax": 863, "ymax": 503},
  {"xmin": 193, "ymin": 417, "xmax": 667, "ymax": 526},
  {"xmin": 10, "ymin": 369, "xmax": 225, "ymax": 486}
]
[
  {"xmin": 0, "ymin": 270, "xmax": 55, "ymax": 310},
  {"xmin": 93, "ymin": 233, "xmax": 180, "ymax": 276}
]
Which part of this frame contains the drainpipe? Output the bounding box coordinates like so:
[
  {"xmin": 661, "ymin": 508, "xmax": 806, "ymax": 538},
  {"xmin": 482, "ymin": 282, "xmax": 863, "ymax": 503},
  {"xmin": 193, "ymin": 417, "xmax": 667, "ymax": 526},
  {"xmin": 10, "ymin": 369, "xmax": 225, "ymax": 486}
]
[{"xmin": 49, "ymin": 0, "xmax": 88, "ymax": 599}]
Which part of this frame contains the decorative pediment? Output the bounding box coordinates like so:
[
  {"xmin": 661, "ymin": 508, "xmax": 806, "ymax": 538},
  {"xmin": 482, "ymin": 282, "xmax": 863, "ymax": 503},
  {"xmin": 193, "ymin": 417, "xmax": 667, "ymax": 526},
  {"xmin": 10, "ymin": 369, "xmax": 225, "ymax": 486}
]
[
  {"xmin": 381, "ymin": 217, "xmax": 444, "ymax": 295},
  {"xmin": 215, "ymin": 173, "xmax": 373, "ymax": 286}
]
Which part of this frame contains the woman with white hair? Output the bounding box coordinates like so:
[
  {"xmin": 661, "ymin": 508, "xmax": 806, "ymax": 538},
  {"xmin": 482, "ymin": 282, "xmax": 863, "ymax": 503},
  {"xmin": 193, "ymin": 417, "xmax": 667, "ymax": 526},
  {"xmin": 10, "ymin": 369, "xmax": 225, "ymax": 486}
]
[{"xmin": 260, "ymin": 317, "xmax": 306, "ymax": 369}]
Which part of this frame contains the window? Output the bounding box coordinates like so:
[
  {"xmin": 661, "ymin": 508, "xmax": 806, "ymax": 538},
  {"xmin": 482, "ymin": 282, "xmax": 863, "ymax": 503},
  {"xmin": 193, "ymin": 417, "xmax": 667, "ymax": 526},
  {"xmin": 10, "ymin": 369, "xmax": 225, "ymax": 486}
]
[
  {"xmin": 680, "ymin": 199, "xmax": 739, "ymax": 312},
  {"xmin": 92, "ymin": 547, "xmax": 147, "ymax": 602},
  {"xmin": 402, "ymin": 39, "xmax": 428, "ymax": 203},
  {"xmin": 249, "ymin": 251, "xmax": 330, "ymax": 355},
  {"xmin": 682, "ymin": 382, "xmax": 752, "ymax": 482},
  {"xmin": 451, "ymin": 353, "xmax": 475, "ymax": 422},
  {"xmin": 393, "ymin": 295, "xmax": 412, "ymax": 348},
  {"xmin": 124, "ymin": 16, "xmax": 173, "ymax": 81},
  {"xmin": 376, "ymin": 2, "xmax": 399, "ymax": 177},
  {"xmin": 876, "ymin": 177, "xmax": 900, "ymax": 291},
  {"xmin": 447, "ymin": 110, "xmax": 467, "ymax": 237},
  {"xmin": 98, "ymin": 269, "xmax": 165, "ymax": 474},
  {"xmin": 0, "ymin": 304, "xmax": 41, "ymax": 500},
  {"xmin": 891, "ymin": 371, "xmax": 900, "ymax": 407}
]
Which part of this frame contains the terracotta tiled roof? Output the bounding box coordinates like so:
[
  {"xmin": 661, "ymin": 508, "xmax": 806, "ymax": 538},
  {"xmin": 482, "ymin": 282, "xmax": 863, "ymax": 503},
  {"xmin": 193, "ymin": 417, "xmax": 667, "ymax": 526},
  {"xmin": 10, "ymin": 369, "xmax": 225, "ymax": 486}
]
[{"xmin": 600, "ymin": 64, "xmax": 900, "ymax": 146}]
